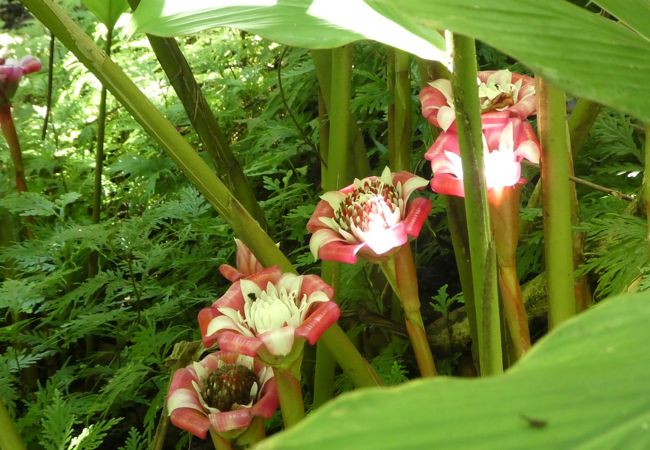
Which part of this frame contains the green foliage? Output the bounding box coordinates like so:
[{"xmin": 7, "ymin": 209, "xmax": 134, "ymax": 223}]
[
  {"xmin": 579, "ymin": 214, "xmax": 647, "ymax": 300},
  {"xmin": 1, "ymin": 1, "xmax": 648, "ymax": 448},
  {"xmin": 257, "ymin": 291, "xmax": 650, "ymax": 449}
]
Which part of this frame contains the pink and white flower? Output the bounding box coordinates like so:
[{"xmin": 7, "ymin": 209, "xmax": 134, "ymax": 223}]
[
  {"xmin": 426, "ymin": 117, "xmax": 541, "ymax": 198},
  {"xmin": 419, "ymin": 69, "xmax": 536, "ymax": 132},
  {"xmin": 0, "ymin": 56, "xmax": 41, "ymax": 105},
  {"xmin": 307, "ymin": 167, "xmax": 431, "ymax": 264},
  {"xmin": 166, "ymin": 351, "xmax": 278, "ymax": 440},
  {"xmin": 199, "ymin": 267, "xmax": 339, "ymax": 359}
]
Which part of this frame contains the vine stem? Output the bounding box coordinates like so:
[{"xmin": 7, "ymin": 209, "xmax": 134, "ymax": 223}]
[
  {"xmin": 0, "ymin": 398, "xmax": 26, "ymax": 450},
  {"xmin": 380, "ymin": 244, "xmax": 437, "ymax": 377},
  {"xmin": 448, "ymin": 32, "xmax": 502, "ymax": 375},
  {"xmin": 537, "ymin": 77, "xmax": 576, "ymax": 328}
]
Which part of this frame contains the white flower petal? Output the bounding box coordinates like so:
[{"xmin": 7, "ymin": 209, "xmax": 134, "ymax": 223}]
[
  {"xmin": 240, "ymin": 279, "xmax": 262, "ymax": 302},
  {"xmin": 259, "ymin": 327, "xmax": 296, "ymax": 356},
  {"xmin": 321, "ymin": 191, "xmax": 346, "ymax": 209}
]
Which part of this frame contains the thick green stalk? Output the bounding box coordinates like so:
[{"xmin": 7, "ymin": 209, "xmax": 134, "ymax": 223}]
[
  {"xmin": 311, "ymin": 49, "xmax": 370, "ymax": 177},
  {"xmin": 0, "ymin": 398, "xmax": 26, "ymax": 450},
  {"xmin": 21, "ymin": 0, "xmax": 380, "ymax": 389},
  {"xmin": 416, "ymin": 59, "xmax": 478, "ymax": 365},
  {"xmin": 537, "ymin": 77, "xmax": 576, "ymax": 328},
  {"xmin": 325, "ymin": 45, "xmax": 353, "ymax": 189},
  {"xmin": 312, "ymin": 261, "xmax": 338, "ymax": 409},
  {"xmin": 380, "ymin": 244, "xmax": 437, "ymax": 377},
  {"xmin": 320, "ymin": 325, "xmax": 383, "ymax": 387},
  {"xmin": 389, "ymin": 49, "xmax": 412, "ymax": 170},
  {"xmin": 387, "ymin": 50, "xmax": 395, "ymax": 161},
  {"xmin": 127, "ymin": 0, "xmax": 267, "ymax": 230},
  {"xmin": 273, "ymin": 365, "xmax": 305, "ymax": 428},
  {"xmin": 445, "ymin": 197, "xmax": 478, "ymax": 360},
  {"xmin": 643, "ymin": 124, "xmax": 650, "ymax": 260},
  {"xmin": 489, "ymin": 187, "xmax": 531, "ymax": 359},
  {"xmin": 312, "ymin": 49, "xmax": 347, "ymax": 406},
  {"xmin": 568, "ymin": 98, "xmax": 601, "ymax": 156},
  {"xmin": 448, "ymin": 32, "xmax": 502, "ymax": 376}
]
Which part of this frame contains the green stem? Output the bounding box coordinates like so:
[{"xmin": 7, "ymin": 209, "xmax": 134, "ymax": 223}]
[
  {"xmin": 0, "ymin": 398, "xmax": 26, "ymax": 450},
  {"xmin": 389, "ymin": 49, "xmax": 412, "ymax": 171},
  {"xmin": 235, "ymin": 416, "xmax": 266, "ymax": 447},
  {"xmin": 273, "ymin": 366, "xmax": 305, "ymax": 428},
  {"xmin": 0, "ymin": 104, "xmax": 28, "ymax": 193},
  {"xmin": 311, "ymin": 49, "xmax": 370, "ymax": 178},
  {"xmin": 380, "ymin": 245, "xmax": 437, "ymax": 377},
  {"xmin": 416, "ymin": 59, "xmax": 477, "ymax": 365},
  {"xmin": 320, "ymin": 325, "xmax": 383, "ymax": 387},
  {"xmin": 448, "ymin": 32, "xmax": 502, "ymax": 375},
  {"xmin": 537, "ymin": 77, "xmax": 576, "ymax": 328},
  {"xmin": 568, "ymin": 98, "xmax": 601, "ymax": 156},
  {"xmin": 21, "ymin": 0, "xmax": 380, "ymax": 389},
  {"xmin": 209, "ymin": 429, "xmax": 233, "ymax": 450},
  {"xmin": 312, "ymin": 261, "xmax": 338, "ymax": 409},
  {"xmin": 489, "ymin": 187, "xmax": 531, "ymax": 359},
  {"xmin": 89, "ymin": 26, "xmax": 112, "ymax": 278},
  {"xmin": 325, "ymin": 45, "xmax": 353, "ymax": 189},
  {"xmin": 127, "ymin": 0, "xmax": 267, "ymax": 230},
  {"xmin": 643, "ymin": 124, "xmax": 650, "ymax": 260},
  {"xmin": 41, "ymin": 31, "xmax": 55, "ymax": 140},
  {"xmin": 445, "ymin": 197, "xmax": 478, "ymax": 362}
]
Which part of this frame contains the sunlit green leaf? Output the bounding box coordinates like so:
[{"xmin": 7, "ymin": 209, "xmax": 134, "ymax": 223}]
[
  {"xmin": 257, "ymin": 291, "xmax": 650, "ymax": 449},
  {"xmin": 82, "ymin": 0, "xmax": 129, "ymax": 29},
  {"xmin": 129, "ymin": 0, "xmax": 447, "ymax": 61}
]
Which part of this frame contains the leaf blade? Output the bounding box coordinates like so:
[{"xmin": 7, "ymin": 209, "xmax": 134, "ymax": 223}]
[{"xmin": 257, "ymin": 291, "xmax": 650, "ymax": 449}]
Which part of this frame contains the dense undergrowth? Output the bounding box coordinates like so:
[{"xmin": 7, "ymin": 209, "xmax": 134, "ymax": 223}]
[{"xmin": 0, "ymin": 1, "xmax": 647, "ymax": 448}]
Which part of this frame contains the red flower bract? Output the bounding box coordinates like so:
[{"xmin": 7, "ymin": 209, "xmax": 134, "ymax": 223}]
[
  {"xmin": 218, "ymin": 238, "xmax": 265, "ymax": 282},
  {"xmin": 425, "ymin": 117, "xmax": 541, "ymax": 198},
  {"xmin": 0, "ymin": 55, "xmax": 41, "ymax": 104},
  {"xmin": 307, "ymin": 167, "xmax": 431, "ymax": 264},
  {"xmin": 166, "ymin": 351, "xmax": 278, "ymax": 439},
  {"xmin": 199, "ymin": 267, "xmax": 339, "ymax": 358}
]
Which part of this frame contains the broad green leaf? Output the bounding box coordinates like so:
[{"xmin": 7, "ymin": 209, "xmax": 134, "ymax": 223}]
[
  {"xmin": 593, "ymin": 0, "xmax": 650, "ymax": 42},
  {"xmin": 82, "ymin": 0, "xmax": 129, "ymax": 29},
  {"xmin": 366, "ymin": 0, "xmax": 650, "ymax": 122},
  {"xmin": 257, "ymin": 292, "xmax": 650, "ymax": 449},
  {"xmin": 129, "ymin": 0, "xmax": 447, "ymax": 61}
]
